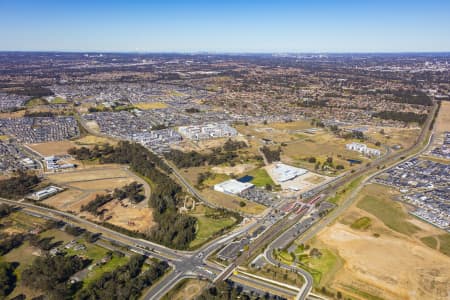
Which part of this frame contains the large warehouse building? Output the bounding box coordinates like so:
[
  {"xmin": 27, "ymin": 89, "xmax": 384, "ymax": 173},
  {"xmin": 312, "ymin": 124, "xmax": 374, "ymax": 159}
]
[
  {"xmin": 214, "ymin": 179, "xmax": 254, "ymax": 195},
  {"xmin": 272, "ymin": 163, "xmax": 308, "ymax": 182}
]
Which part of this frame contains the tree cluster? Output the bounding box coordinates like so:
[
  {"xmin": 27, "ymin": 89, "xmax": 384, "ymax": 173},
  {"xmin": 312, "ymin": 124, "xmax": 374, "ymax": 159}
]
[
  {"xmin": 81, "ymin": 181, "xmax": 145, "ymax": 215},
  {"xmin": 260, "ymin": 146, "xmax": 281, "ymax": 163},
  {"xmin": 0, "ymin": 172, "xmax": 40, "ymax": 199},
  {"xmin": 165, "ymin": 139, "xmax": 246, "ymax": 169},
  {"xmin": 391, "ymin": 90, "xmax": 433, "ymax": 106},
  {"xmin": 0, "ymin": 204, "xmax": 14, "ymax": 218},
  {"xmin": 29, "ymin": 236, "xmax": 62, "ymax": 251},
  {"xmin": 373, "ymin": 111, "xmax": 428, "ymax": 124},
  {"xmin": 0, "ymin": 262, "xmax": 17, "ymax": 298},
  {"xmin": 65, "ymin": 225, "xmax": 86, "ymax": 237},
  {"xmin": 76, "ymin": 254, "xmax": 168, "ymax": 300},
  {"xmin": 113, "ymin": 182, "xmax": 144, "ymax": 203},
  {"xmin": 12, "ymin": 86, "xmax": 54, "ymax": 97},
  {"xmin": 0, "ymin": 233, "xmax": 26, "ymax": 255},
  {"xmin": 24, "ymin": 111, "xmax": 55, "ymax": 117},
  {"xmin": 21, "ymin": 255, "xmax": 89, "ymax": 299},
  {"xmin": 81, "ymin": 194, "xmax": 114, "ymax": 216}
]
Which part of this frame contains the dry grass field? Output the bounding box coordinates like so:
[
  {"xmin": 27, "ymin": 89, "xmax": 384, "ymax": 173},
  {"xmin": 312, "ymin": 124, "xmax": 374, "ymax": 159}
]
[
  {"xmin": 365, "ymin": 127, "xmax": 421, "ymax": 150},
  {"xmin": 0, "ymin": 110, "xmax": 26, "ymax": 118},
  {"xmin": 281, "ymin": 132, "xmax": 373, "ymax": 174},
  {"xmin": 211, "ymin": 163, "xmax": 256, "ymax": 175},
  {"xmin": 435, "ymin": 101, "xmax": 450, "ymax": 134},
  {"xmin": 133, "ymin": 101, "xmax": 169, "ymax": 110},
  {"xmin": 162, "ymin": 279, "xmax": 207, "ymax": 300},
  {"xmin": 235, "ymin": 122, "xmax": 314, "ymax": 144},
  {"xmin": 74, "ymin": 135, "xmax": 118, "ymax": 146},
  {"xmin": 27, "ymin": 140, "xmax": 76, "ymax": 156},
  {"xmin": 314, "ymin": 184, "xmax": 450, "ymax": 300},
  {"xmin": 201, "ymin": 189, "xmax": 266, "ymax": 215}
]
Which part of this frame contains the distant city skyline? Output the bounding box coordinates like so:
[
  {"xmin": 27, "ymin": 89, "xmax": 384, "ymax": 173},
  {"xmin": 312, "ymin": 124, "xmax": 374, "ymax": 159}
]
[{"xmin": 1, "ymin": 0, "xmax": 449, "ymax": 53}]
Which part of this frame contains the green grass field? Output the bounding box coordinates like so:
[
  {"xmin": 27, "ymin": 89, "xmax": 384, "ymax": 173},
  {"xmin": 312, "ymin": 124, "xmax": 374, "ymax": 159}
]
[
  {"xmin": 249, "ymin": 264, "xmax": 305, "ymax": 287},
  {"xmin": 328, "ymin": 176, "xmax": 363, "ymax": 204},
  {"xmin": 188, "ymin": 206, "xmax": 237, "ymax": 248},
  {"xmin": 275, "ymin": 249, "xmax": 295, "ymax": 265},
  {"xmin": 437, "ymin": 234, "xmax": 450, "ymax": 256},
  {"xmin": 202, "ymin": 173, "xmax": 230, "ymax": 187},
  {"xmin": 350, "ymin": 216, "xmax": 372, "ymax": 230},
  {"xmin": 25, "ymin": 98, "xmax": 48, "ymax": 107},
  {"xmin": 296, "ymin": 247, "xmax": 342, "ymax": 287},
  {"xmin": 83, "ymin": 253, "xmax": 129, "ymax": 286},
  {"xmin": 246, "ymin": 168, "xmax": 275, "ymax": 187},
  {"xmin": 420, "ymin": 236, "xmax": 438, "ymax": 250},
  {"xmin": 357, "ymin": 195, "xmax": 419, "ymax": 236},
  {"xmin": 52, "ymin": 97, "xmax": 68, "ymax": 104}
]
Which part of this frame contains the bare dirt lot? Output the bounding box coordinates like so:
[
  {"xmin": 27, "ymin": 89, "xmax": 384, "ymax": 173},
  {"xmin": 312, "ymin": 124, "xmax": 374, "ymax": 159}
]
[
  {"xmin": 43, "ymin": 165, "xmax": 154, "ymax": 233},
  {"xmin": 316, "ymin": 184, "xmax": 450, "ymax": 300},
  {"xmin": 27, "ymin": 140, "xmax": 76, "ymax": 156},
  {"xmin": 79, "ymin": 199, "xmax": 155, "ymax": 232}
]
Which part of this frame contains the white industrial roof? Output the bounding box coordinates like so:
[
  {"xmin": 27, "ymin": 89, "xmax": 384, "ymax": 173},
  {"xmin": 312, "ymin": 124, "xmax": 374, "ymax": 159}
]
[
  {"xmin": 214, "ymin": 179, "xmax": 254, "ymax": 195},
  {"xmin": 272, "ymin": 163, "xmax": 308, "ymax": 182}
]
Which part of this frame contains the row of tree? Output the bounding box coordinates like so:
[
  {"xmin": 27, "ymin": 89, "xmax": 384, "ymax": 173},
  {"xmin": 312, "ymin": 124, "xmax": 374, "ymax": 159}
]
[
  {"xmin": 373, "ymin": 111, "xmax": 428, "ymax": 124},
  {"xmin": 390, "ymin": 90, "xmax": 433, "ymax": 106}
]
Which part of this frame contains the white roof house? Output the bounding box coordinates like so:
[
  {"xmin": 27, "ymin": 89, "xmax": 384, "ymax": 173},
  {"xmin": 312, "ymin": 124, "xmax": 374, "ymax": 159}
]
[
  {"xmin": 214, "ymin": 179, "xmax": 254, "ymax": 195},
  {"xmin": 346, "ymin": 142, "xmax": 381, "ymax": 156},
  {"xmin": 272, "ymin": 163, "xmax": 308, "ymax": 182}
]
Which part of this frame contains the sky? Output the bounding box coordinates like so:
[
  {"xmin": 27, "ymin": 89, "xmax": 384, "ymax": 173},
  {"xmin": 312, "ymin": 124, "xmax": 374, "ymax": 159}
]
[{"xmin": 0, "ymin": 0, "xmax": 449, "ymax": 53}]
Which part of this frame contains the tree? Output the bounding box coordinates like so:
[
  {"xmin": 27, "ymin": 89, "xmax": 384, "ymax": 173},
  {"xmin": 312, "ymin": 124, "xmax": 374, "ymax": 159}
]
[{"xmin": 0, "ymin": 262, "xmax": 17, "ymax": 298}]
